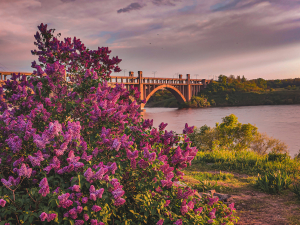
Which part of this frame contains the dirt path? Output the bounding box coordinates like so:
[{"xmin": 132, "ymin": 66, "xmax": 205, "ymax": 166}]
[
  {"xmin": 232, "ymin": 191, "xmax": 300, "ymax": 224},
  {"xmin": 182, "ymin": 169, "xmax": 300, "ymax": 225}
]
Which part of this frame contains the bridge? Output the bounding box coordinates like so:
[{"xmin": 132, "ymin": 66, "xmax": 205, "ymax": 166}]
[{"xmin": 0, "ymin": 71, "xmax": 211, "ymax": 110}]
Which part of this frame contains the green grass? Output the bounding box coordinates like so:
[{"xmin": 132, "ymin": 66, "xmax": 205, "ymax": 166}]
[{"xmin": 193, "ymin": 149, "xmax": 300, "ymax": 179}]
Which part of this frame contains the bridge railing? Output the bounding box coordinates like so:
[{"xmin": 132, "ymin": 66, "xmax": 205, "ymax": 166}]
[{"xmin": 1, "ymin": 71, "xmax": 210, "ymax": 86}]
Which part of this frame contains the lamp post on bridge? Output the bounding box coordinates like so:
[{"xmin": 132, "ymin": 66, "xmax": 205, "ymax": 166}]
[
  {"xmin": 194, "ymin": 74, "xmax": 198, "ymax": 80},
  {"xmin": 123, "ymin": 69, "xmax": 127, "ymax": 76},
  {"xmin": 152, "ymin": 71, "xmax": 157, "ymax": 78}
]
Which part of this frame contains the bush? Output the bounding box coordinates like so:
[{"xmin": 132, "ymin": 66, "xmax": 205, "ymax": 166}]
[
  {"xmin": 189, "ymin": 114, "xmax": 258, "ymax": 152},
  {"xmin": 0, "ymin": 24, "xmax": 237, "ymax": 225},
  {"xmin": 292, "ymin": 183, "xmax": 300, "ymax": 200},
  {"xmin": 256, "ymin": 171, "xmax": 292, "ymax": 194},
  {"xmin": 267, "ymin": 152, "xmax": 290, "ymax": 162},
  {"xmin": 189, "ymin": 114, "xmax": 289, "ymax": 155}
]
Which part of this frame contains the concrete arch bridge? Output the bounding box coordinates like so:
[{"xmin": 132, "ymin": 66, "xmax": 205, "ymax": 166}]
[
  {"xmin": 109, "ymin": 71, "xmax": 211, "ymax": 110},
  {"xmin": 0, "ymin": 71, "xmax": 211, "ymax": 110}
]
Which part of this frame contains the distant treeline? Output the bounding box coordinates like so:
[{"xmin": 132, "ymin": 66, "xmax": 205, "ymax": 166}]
[
  {"xmin": 145, "ymin": 75, "xmax": 300, "ymax": 108},
  {"xmin": 200, "ymin": 75, "xmax": 300, "ymax": 107},
  {"xmin": 204, "ymin": 75, "xmax": 300, "ymax": 93}
]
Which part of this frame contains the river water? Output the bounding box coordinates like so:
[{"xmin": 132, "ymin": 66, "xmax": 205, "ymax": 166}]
[{"xmin": 141, "ymin": 105, "xmax": 300, "ymax": 157}]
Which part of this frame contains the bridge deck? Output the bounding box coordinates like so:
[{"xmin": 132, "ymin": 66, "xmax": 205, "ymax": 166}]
[{"xmin": 0, "ymin": 71, "xmax": 211, "ymax": 110}]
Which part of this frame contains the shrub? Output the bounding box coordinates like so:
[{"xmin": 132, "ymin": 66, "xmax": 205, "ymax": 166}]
[
  {"xmin": 267, "ymin": 152, "xmax": 290, "ymax": 162},
  {"xmin": 0, "ymin": 24, "xmax": 237, "ymax": 225},
  {"xmin": 292, "ymin": 183, "xmax": 300, "ymax": 200},
  {"xmin": 256, "ymin": 171, "xmax": 292, "ymax": 194},
  {"xmin": 189, "ymin": 115, "xmax": 289, "ymax": 155}
]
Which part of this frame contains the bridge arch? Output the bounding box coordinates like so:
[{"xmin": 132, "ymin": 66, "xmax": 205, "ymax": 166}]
[{"xmin": 145, "ymin": 84, "xmax": 186, "ymax": 106}]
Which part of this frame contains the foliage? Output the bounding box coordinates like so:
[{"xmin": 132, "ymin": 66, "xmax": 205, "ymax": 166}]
[
  {"xmin": 0, "ymin": 24, "xmax": 237, "ymax": 225},
  {"xmin": 179, "ymin": 96, "xmax": 210, "ymax": 109},
  {"xmin": 256, "ymin": 170, "xmax": 292, "ymax": 194}
]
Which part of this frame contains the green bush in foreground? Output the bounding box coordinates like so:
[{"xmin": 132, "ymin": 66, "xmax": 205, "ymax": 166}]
[{"xmin": 256, "ymin": 170, "xmax": 292, "ymax": 194}]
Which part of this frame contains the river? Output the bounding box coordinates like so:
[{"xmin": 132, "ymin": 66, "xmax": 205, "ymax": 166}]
[{"xmin": 141, "ymin": 105, "xmax": 300, "ymax": 157}]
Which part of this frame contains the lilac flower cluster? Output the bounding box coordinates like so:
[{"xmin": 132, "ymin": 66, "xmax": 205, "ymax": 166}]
[{"xmin": 0, "ymin": 23, "xmax": 238, "ymax": 225}]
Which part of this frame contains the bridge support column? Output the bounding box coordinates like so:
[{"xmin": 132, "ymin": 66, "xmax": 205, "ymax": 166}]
[
  {"xmin": 186, "ymin": 74, "xmax": 191, "ymax": 101},
  {"xmin": 138, "ymin": 71, "xmax": 145, "ymax": 110},
  {"xmin": 201, "ymin": 79, "xmax": 207, "ymax": 88}
]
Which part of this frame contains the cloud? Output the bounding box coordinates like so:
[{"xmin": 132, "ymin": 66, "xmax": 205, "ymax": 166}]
[
  {"xmin": 210, "ymin": 0, "xmax": 300, "ymax": 12},
  {"xmin": 151, "ymin": 0, "xmax": 182, "ymax": 6},
  {"xmin": 117, "ymin": 2, "xmax": 143, "ymax": 13},
  {"xmin": 210, "ymin": 0, "xmax": 241, "ymax": 11},
  {"xmin": 61, "ymin": 0, "xmax": 75, "ymax": 3}
]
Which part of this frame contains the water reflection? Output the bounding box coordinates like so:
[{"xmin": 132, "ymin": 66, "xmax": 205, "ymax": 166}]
[{"xmin": 141, "ymin": 105, "xmax": 300, "ymax": 157}]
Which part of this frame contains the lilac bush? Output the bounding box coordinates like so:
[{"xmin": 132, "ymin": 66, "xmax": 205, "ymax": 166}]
[{"xmin": 0, "ymin": 23, "xmax": 238, "ymax": 224}]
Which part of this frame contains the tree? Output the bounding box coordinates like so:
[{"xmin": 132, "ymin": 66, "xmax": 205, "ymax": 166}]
[{"xmin": 218, "ymin": 75, "xmax": 227, "ymax": 85}]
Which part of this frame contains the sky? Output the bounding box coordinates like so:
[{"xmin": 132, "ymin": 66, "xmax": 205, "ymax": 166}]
[{"xmin": 1, "ymin": 0, "xmax": 300, "ymax": 80}]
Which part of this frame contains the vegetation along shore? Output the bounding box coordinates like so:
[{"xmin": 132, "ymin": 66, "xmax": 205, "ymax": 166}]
[{"xmin": 146, "ymin": 75, "xmax": 300, "ymax": 108}]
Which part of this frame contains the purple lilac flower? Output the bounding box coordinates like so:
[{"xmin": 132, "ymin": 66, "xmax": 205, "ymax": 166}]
[
  {"xmin": 18, "ymin": 163, "xmax": 32, "ymax": 178},
  {"xmin": 82, "ymin": 197, "xmax": 88, "ymax": 204},
  {"xmin": 68, "ymin": 208, "xmax": 78, "ymax": 219},
  {"xmin": 194, "ymin": 207, "xmax": 203, "ymax": 215},
  {"xmin": 83, "ymin": 213, "xmax": 89, "ymax": 221},
  {"xmin": 5, "ymin": 135, "xmax": 22, "ymax": 153},
  {"xmin": 183, "ymin": 123, "xmax": 194, "ymax": 134},
  {"xmin": 40, "ymin": 212, "xmax": 47, "ymax": 221},
  {"xmin": 39, "ymin": 177, "xmax": 50, "ymax": 197},
  {"xmin": 173, "ymin": 219, "xmax": 182, "ymax": 225},
  {"xmin": 91, "ymin": 205, "xmax": 101, "ymax": 212},
  {"xmin": 75, "ymin": 220, "xmax": 84, "ymax": 225},
  {"xmin": 157, "ymin": 219, "xmax": 164, "ymax": 225},
  {"xmin": 209, "ymin": 208, "xmax": 216, "ymax": 219},
  {"xmin": 84, "ymin": 168, "xmax": 94, "ymax": 182},
  {"xmin": 72, "ymin": 185, "xmax": 80, "ymax": 192},
  {"xmin": 0, "ymin": 199, "xmax": 6, "ymax": 207},
  {"xmin": 180, "ymin": 200, "xmax": 188, "ymax": 215},
  {"xmin": 164, "ymin": 200, "xmax": 170, "ymax": 207},
  {"xmin": 159, "ymin": 122, "xmax": 168, "ymax": 131},
  {"xmin": 114, "ymin": 198, "xmax": 126, "ymax": 206}
]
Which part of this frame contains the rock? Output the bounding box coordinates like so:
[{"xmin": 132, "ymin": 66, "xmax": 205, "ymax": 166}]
[
  {"xmin": 208, "ymin": 189, "xmax": 216, "ymax": 196},
  {"xmin": 214, "ymin": 193, "xmax": 231, "ymax": 201}
]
